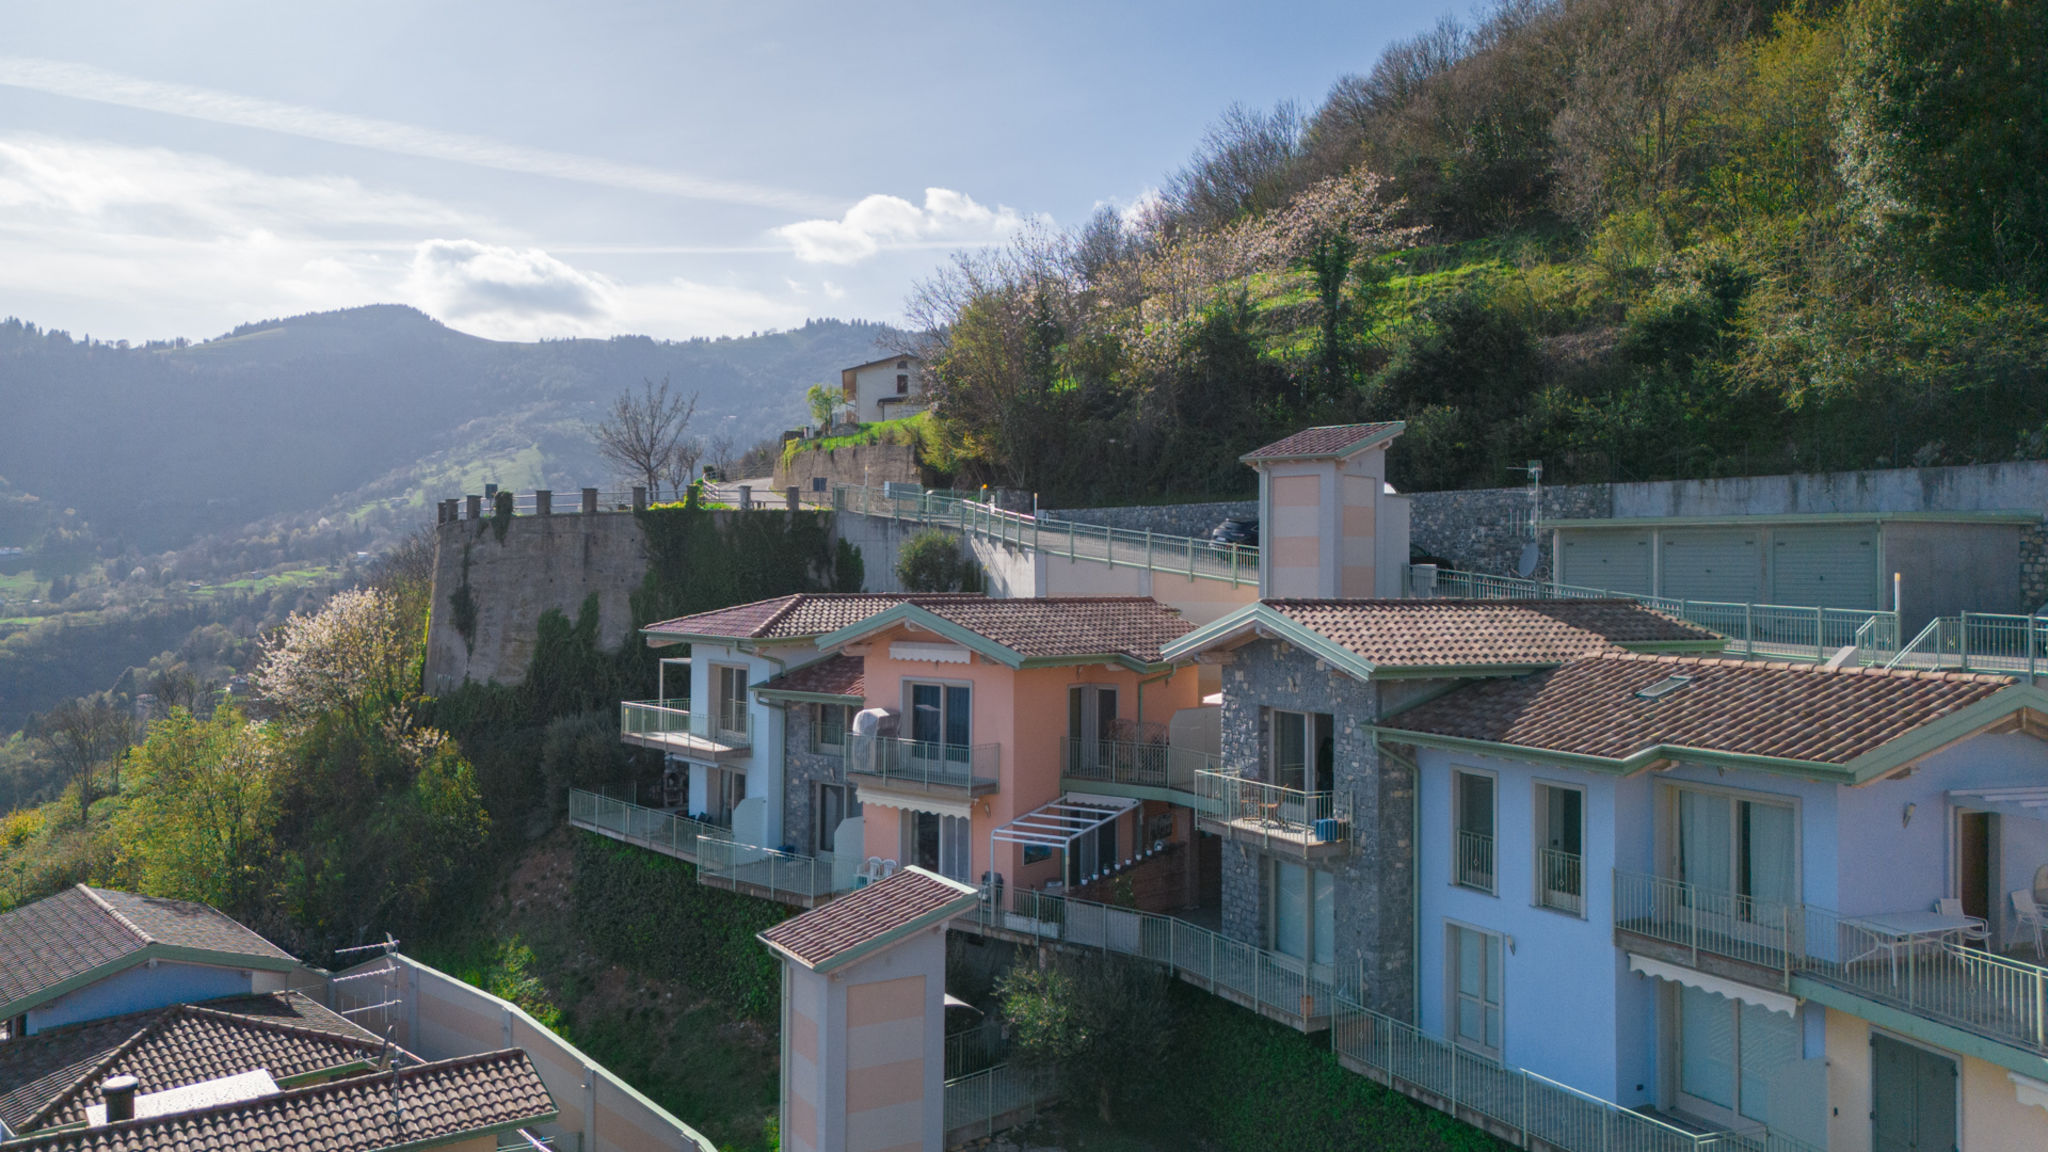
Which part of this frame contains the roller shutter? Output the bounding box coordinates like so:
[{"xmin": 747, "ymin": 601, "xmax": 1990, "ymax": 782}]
[
  {"xmin": 1558, "ymin": 530, "xmax": 1653, "ymax": 595},
  {"xmin": 1770, "ymin": 525, "xmax": 1880, "ymax": 608},
  {"xmin": 1659, "ymin": 529, "xmax": 1763, "ymax": 603}
]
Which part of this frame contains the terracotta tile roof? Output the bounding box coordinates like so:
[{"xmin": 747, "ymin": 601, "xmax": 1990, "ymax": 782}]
[
  {"xmin": 0, "ymin": 993, "xmax": 395, "ymax": 1134},
  {"xmin": 1381, "ymin": 652, "xmax": 2013, "ymax": 765},
  {"xmin": 908, "ymin": 597, "xmax": 1194, "ymax": 663},
  {"xmin": 1241, "ymin": 422, "xmax": 1403, "ymax": 462},
  {"xmin": 645, "ymin": 594, "xmax": 981, "ymax": 642},
  {"xmin": 759, "ymin": 868, "xmax": 979, "ymax": 970},
  {"xmin": 0, "ymin": 887, "xmax": 295, "ymax": 1014},
  {"xmin": 755, "ymin": 654, "xmax": 865, "ymax": 698},
  {"xmin": 1264, "ymin": 598, "xmax": 1720, "ymax": 668},
  {"xmin": 2, "ymin": 1048, "xmax": 554, "ymax": 1152}
]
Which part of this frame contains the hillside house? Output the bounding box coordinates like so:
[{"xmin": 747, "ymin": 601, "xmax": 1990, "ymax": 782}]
[{"xmin": 841, "ymin": 355, "xmax": 925, "ymax": 425}]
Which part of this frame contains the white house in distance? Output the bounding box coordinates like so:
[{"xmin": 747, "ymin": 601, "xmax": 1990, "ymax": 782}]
[{"xmin": 841, "ymin": 355, "xmax": 926, "ymax": 425}]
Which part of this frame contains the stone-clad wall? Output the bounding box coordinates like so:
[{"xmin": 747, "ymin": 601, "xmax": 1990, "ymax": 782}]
[
  {"xmin": 1407, "ymin": 485, "xmax": 1610, "ymax": 581},
  {"xmin": 779, "ymin": 702, "xmax": 858, "ymax": 855},
  {"xmin": 1217, "ymin": 637, "xmax": 1413, "ymax": 1020},
  {"xmin": 1042, "ymin": 500, "xmax": 1257, "ymax": 541}
]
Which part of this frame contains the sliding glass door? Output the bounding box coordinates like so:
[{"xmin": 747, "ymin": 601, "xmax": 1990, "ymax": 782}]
[{"xmin": 1672, "ymin": 786, "xmax": 1797, "ymax": 943}]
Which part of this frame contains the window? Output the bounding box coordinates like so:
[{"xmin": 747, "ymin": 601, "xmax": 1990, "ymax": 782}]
[
  {"xmin": 908, "ymin": 681, "xmax": 971, "ymax": 760},
  {"xmin": 896, "ymin": 359, "xmax": 908, "ymax": 369},
  {"xmin": 903, "ymin": 810, "xmax": 971, "ymax": 881},
  {"xmin": 715, "ymin": 665, "xmax": 749, "ymax": 736},
  {"xmin": 1535, "ymin": 783, "xmax": 1584, "ymax": 915},
  {"xmin": 1266, "ymin": 860, "xmax": 1335, "ymax": 968},
  {"xmin": 1068, "ymin": 818, "xmax": 1119, "ymax": 886},
  {"xmin": 702, "ymin": 766, "xmax": 745, "ymax": 825},
  {"xmin": 811, "ymin": 703, "xmax": 851, "ymax": 752},
  {"xmin": 896, "ymin": 373, "xmax": 909, "ymax": 394},
  {"xmin": 1066, "ymin": 685, "xmax": 1118, "ymax": 775},
  {"xmin": 1454, "ymin": 770, "xmax": 1496, "ymax": 894},
  {"xmin": 1270, "ymin": 710, "xmax": 1334, "ymax": 793},
  {"xmin": 814, "ymin": 782, "xmax": 859, "ymax": 853},
  {"xmin": 1673, "ymin": 787, "xmax": 1797, "ymax": 912},
  {"xmin": 1675, "ymin": 986, "xmax": 1799, "ymax": 1127},
  {"xmin": 1448, "ymin": 924, "xmax": 1504, "ymax": 1057}
]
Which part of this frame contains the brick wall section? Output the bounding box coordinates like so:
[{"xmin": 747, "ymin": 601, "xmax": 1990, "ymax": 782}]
[
  {"xmin": 1041, "ymin": 501, "xmax": 1257, "ymax": 541},
  {"xmin": 1406, "ymin": 484, "xmax": 1611, "ymax": 580},
  {"xmin": 1218, "ymin": 638, "xmax": 1414, "ymax": 1020},
  {"xmin": 779, "ymin": 702, "xmax": 856, "ymax": 855},
  {"xmin": 1069, "ymin": 841, "xmax": 1189, "ymax": 909}
]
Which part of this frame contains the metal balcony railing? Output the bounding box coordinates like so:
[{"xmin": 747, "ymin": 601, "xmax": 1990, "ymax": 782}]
[
  {"xmin": 1613, "ymin": 868, "xmax": 2048, "ymax": 1055},
  {"xmin": 696, "ymin": 837, "xmax": 854, "ymax": 903},
  {"xmin": 1537, "ymin": 847, "xmax": 1583, "ymax": 915},
  {"xmin": 618, "ymin": 700, "xmax": 752, "ymax": 750},
  {"xmin": 1060, "ymin": 737, "xmax": 1220, "ymax": 796},
  {"xmin": 1194, "ymin": 770, "xmax": 1345, "ymax": 848},
  {"xmin": 845, "ymin": 737, "xmax": 1000, "ymax": 794},
  {"xmin": 1426, "ymin": 568, "xmax": 1900, "ymax": 665},
  {"xmin": 1886, "ymin": 610, "xmax": 2048, "ymax": 676},
  {"xmin": 1455, "ymin": 830, "xmax": 1495, "ymax": 894},
  {"xmin": 833, "ymin": 484, "xmax": 1258, "ymax": 586},
  {"xmin": 567, "ymin": 788, "xmax": 729, "ymax": 863}
]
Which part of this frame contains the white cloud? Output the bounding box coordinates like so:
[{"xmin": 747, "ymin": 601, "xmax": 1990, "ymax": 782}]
[
  {"xmin": 0, "ymin": 56, "xmax": 842, "ymax": 215},
  {"xmin": 774, "ymin": 187, "xmax": 1031, "ymax": 264}
]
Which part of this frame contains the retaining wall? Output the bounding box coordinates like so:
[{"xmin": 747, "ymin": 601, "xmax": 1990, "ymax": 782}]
[{"xmin": 1041, "ymin": 500, "xmax": 1257, "ymax": 541}]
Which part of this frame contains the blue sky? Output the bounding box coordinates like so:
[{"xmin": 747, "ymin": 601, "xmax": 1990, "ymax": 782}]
[{"xmin": 0, "ymin": 0, "xmax": 1458, "ymax": 343}]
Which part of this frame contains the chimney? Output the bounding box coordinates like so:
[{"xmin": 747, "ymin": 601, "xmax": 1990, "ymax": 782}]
[{"xmin": 102, "ymin": 1075, "xmax": 140, "ymax": 1122}]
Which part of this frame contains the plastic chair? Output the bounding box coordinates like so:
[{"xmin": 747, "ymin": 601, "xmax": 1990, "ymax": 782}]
[
  {"xmin": 1935, "ymin": 897, "xmax": 1991, "ymax": 947},
  {"xmin": 879, "ymin": 858, "xmax": 899, "ymax": 878},
  {"xmin": 2009, "ymin": 890, "xmax": 2048, "ymax": 957}
]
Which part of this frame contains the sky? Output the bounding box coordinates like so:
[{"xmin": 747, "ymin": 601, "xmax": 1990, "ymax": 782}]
[{"xmin": 0, "ymin": 0, "xmax": 1460, "ymax": 344}]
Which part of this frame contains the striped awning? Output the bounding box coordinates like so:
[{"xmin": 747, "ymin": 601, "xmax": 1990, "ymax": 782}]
[{"xmin": 1628, "ymin": 953, "xmax": 1798, "ymax": 1016}]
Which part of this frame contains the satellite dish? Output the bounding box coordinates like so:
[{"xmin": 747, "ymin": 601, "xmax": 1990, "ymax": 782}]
[{"xmin": 1517, "ymin": 541, "xmax": 1540, "ymax": 579}]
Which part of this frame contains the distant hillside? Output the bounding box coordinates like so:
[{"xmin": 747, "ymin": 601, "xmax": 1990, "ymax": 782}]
[{"xmin": 0, "ymin": 307, "xmax": 901, "ymax": 550}]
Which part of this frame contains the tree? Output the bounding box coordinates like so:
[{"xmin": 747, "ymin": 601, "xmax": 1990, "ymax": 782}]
[
  {"xmin": 251, "ymin": 587, "xmax": 416, "ymax": 735},
  {"xmin": 113, "ymin": 706, "xmax": 272, "ymax": 913},
  {"xmin": 704, "ymin": 430, "xmax": 739, "ymax": 478},
  {"xmin": 896, "ymin": 529, "xmax": 978, "ymax": 592},
  {"xmin": 997, "ymin": 952, "xmax": 1175, "ymax": 1124},
  {"xmin": 37, "ymin": 696, "xmax": 132, "ymax": 819},
  {"xmin": 589, "ymin": 377, "xmax": 700, "ymax": 501},
  {"xmin": 804, "ymin": 383, "xmax": 840, "ymax": 430}
]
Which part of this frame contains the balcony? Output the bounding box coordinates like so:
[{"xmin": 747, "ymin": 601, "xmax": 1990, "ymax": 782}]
[
  {"xmin": 618, "ymin": 700, "xmax": 752, "ymax": 761},
  {"xmin": 696, "ymin": 837, "xmax": 855, "ymax": 908},
  {"xmin": 1193, "ymin": 770, "xmax": 1349, "ymax": 860},
  {"xmin": 568, "ymin": 787, "xmax": 728, "ymax": 864},
  {"xmin": 1060, "ymin": 737, "xmax": 1219, "ymax": 799},
  {"xmin": 1614, "ymin": 868, "xmax": 2048, "ymax": 1060},
  {"xmin": 845, "ymin": 736, "xmax": 1000, "ymax": 799}
]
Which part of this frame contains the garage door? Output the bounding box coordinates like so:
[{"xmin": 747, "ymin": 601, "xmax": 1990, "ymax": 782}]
[
  {"xmin": 1659, "ymin": 529, "xmax": 1763, "ymax": 603},
  {"xmin": 1558, "ymin": 530, "xmax": 1653, "ymax": 595},
  {"xmin": 1771, "ymin": 525, "xmax": 1880, "ymax": 608}
]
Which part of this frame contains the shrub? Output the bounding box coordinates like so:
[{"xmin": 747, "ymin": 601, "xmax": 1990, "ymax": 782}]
[{"xmin": 896, "ymin": 528, "xmax": 978, "ymax": 592}]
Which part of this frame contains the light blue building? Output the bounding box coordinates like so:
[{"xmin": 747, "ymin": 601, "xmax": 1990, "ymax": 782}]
[{"xmin": 1385, "ymin": 652, "xmax": 2048, "ymax": 1151}]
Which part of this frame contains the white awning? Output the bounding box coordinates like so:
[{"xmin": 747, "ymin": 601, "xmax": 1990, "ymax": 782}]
[
  {"xmin": 1628, "ymin": 953, "xmax": 1798, "ymax": 1016},
  {"xmin": 1949, "ymin": 787, "xmax": 2048, "ymax": 825}
]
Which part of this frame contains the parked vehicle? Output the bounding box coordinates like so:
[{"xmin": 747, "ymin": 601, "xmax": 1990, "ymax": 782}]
[{"xmin": 1209, "ymin": 517, "xmax": 1258, "ymax": 546}]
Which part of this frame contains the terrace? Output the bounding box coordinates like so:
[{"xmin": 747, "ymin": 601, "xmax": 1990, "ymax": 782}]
[
  {"xmin": 617, "ymin": 699, "xmax": 752, "ymax": 761},
  {"xmin": 1058, "ymin": 736, "xmax": 1221, "ymax": 802},
  {"xmin": 843, "ymin": 736, "xmax": 1001, "ymax": 800},
  {"xmin": 1193, "ymin": 769, "xmax": 1350, "ymax": 860},
  {"xmin": 1613, "ymin": 869, "xmax": 2048, "ymax": 1063}
]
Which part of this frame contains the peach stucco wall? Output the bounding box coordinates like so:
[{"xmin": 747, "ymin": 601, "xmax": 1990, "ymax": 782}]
[{"xmin": 851, "ymin": 623, "xmax": 1201, "ymax": 885}]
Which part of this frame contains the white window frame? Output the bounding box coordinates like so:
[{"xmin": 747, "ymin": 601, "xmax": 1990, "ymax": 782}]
[
  {"xmin": 1532, "ymin": 778, "xmax": 1587, "ymax": 917},
  {"xmin": 1659, "ymin": 780, "xmax": 1802, "ymax": 904},
  {"xmin": 811, "ymin": 702, "xmax": 851, "ymax": 752},
  {"xmin": 1445, "ymin": 920, "xmax": 1505, "ymax": 1059},
  {"xmin": 1452, "ymin": 767, "xmax": 1499, "ymax": 896},
  {"xmin": 1262, "ymin": 858, "xmax": 1335, "ymax": 972},
  {"xmin": 713, "ymin": 664, "xmax": 749, "ymax": 736},
  {"xmin": 1666, "ymin": 982, "xmax": 1804, "ymax": 1130},
  {"xmin": 903, "ymin": 677, "xmax": 974, "ymax": 750}
]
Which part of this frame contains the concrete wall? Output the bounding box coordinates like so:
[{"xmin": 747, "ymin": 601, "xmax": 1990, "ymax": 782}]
[
  {"xmin": 1041, "ymin": 501, "xmax": 1256, "ymax": 540},
  {"xmin": 775, "ymin": 442, "xmax": 921, "ymax": 500},
  {"xmin": 781, "ymin": 926, "xmax": 947, "ymax": 1152},
  {"xmin": 327, "ymin": 953, "xmax": 716, "ymax": 1152},
  {"xmin": 425, "ymin": 512, "xmax": 651, "ymax": 691}
]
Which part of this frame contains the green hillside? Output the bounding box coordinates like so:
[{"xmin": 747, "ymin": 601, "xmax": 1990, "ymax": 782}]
[{"xmin": 908, "ymin": 0, "xmax": 2047, "ymax": 504}]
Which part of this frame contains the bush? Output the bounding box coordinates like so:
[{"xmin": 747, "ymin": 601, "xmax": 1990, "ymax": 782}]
[
  {"xmin": 896, "ymin": 528, "xmax": 979, "ymax": 592},
  {"xmin": 536, "ymin": 710, "xmax": 634, "ymax": 837}
]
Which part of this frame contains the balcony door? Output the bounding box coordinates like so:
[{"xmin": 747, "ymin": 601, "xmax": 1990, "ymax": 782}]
[
  {"xmin": 902, "ymin": 809, "xmax": 970, "ymax": 882},
  {"xmin": 1068, "ymin": 685, "xmax": 1118, "ymax": 776},
  {"xmin": 909, "ymin": 681, "xmax": 971, "ymax": 766},
  {"xmin": 1271, "ymin": 710, "xmax": 1333, "ymax": 794},
  {"xmin": 1447, "ymin": 923, "xmax": 1503, "ymax": 1058},
  {"xmin": 1672, "ymin": 786, "xmax": 1797, "ymax": 947},
  {"xmin": 1536, "ymin": 783, "xmax": 1584, "ymax": 915},
  {"xmin": 1674, "ymin": 986, "xmax": 1799, "ymax": 1129},
  {"xmin": 715, "ymin": 665, "xmax": 748, "ymax": 737}
]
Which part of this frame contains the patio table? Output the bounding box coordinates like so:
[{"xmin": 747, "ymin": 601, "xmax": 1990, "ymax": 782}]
[{"xmin": 1842, "ymin": 910, "xmax": 1977, "ymax": 983}]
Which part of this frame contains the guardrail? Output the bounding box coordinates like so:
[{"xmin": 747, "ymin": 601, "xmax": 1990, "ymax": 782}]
[
  {"xmin": 1427, "ymin": 568, "xmax": 1899, "ymax": 664},
  {"xmin": 834, "ymin": 484, "xmax": 1258, "ymax": 586},
  {"xmin": 1060, "ymin": 737, "xmax": 1223, "ymax": 797},
  {"xmin": 567, "ymin": 788, "xmax": 728, "ymax": 864},
  {"xmin": 1537, "ymin": 847, "xmax": 1584, "ymax": 916},
  {"xmin": 695, "ymin": 837, "xmax": 853, "ymax": 904},
  {"xmin": 1614, "ymin": 868, "xmax": 2048, "ymax": 1055},
  {"xmin": 619, "ymin": 700, "xmax": 752, "ymax": 750},
  {"xmin": 1455, "ymin": 830, "xmax": 1496, "ymax": 894},
  {"xmin": 943, "ymin": 1063, "xmax": 1055, "ymax": 1145},
  {"xmin": 1885, "ymin": 610, "xmax": 2048, "ymax": 676},
  {"xmin": 1193, "ymin": 770, "xmax": 1345, "ymax": 849},
  {"xmin": 845, "ymin": 736, "xmax": 1000, "ymax": 794},
  {"xmin": 1332, "ymin": 997, "xmax": 1818, "ymax": 1152}
]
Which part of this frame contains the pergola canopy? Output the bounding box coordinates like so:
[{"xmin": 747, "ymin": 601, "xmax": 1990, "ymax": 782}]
[{"xmin": 991, "ymin": 794, "xmax": 1136, "ymax": 851}]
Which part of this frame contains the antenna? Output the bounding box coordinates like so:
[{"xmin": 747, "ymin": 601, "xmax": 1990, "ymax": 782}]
[
  {"xmin": 1508, "ymin": 461, "xmax": 1542, "ymax": 579},
  {"xmin": 332, "ymin": 934, "xmax": 403, "ymax": 1046}
]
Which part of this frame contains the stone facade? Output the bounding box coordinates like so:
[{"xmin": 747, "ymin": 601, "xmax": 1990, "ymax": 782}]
[
  {"xmin": 2023, "ymin": 524, "xmax": 2048, "ymax": 611},
  {"xmin": 778, "ymin": 700, "xmax": 859, "ymax": 855},
  {"xmin": 1042, "ymin": 500, "xmax": 1258, "ymax": 541},
  {"xmin": 1407, "ymin": 484, "xmax": 1611, "ymax": 581},
  {"xmin": 1216, "ymin": 637, "xmax": 1414, "ymax": 1020}
]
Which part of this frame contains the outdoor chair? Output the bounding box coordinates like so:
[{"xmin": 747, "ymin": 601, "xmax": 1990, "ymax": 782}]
[
  {"xmin": 1934, "ymin": 897, "xmax": 1991, "ymax": 948},
  {"xmin": 2008, "ymin": 890, "xmax": 2048, "ymax": 958}
]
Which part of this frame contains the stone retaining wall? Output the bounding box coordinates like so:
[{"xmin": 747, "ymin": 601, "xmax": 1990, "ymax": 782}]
[{"xmin": 1042, "ymin": 500, "xmax": 1256, "ymax": 541}]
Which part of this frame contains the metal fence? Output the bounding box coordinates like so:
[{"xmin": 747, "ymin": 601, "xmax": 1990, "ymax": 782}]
[
  {"xmin": 943, "ymin": 1063, "xmax": 1055, "ymax": 1144},
  {"xmin": 845, "ymin": 736, "xmax": 1000, "ymax": 793},
  {"xmin": 566, "ymin": 788, "xmax": 727, "ymax": 864},
  {"xmin": 1331, "ymin": 998, "xmax": 1820, "ymax": 1152},
  {"xmin": 1455, "ymin": 830, "xmax": 1496, "ymax": 895},
  {"xmin": 619, "ymin": 700, "xmax": 752, "ymax": 749},
  {"xmin": 1428, "ymin": 568, "xmax": 1900, "ymax": 663},
  {"xmin": 695, "ymin": 837, "xmax": 852, "ymax": 903},
  {"xmin": 1885, "ymin": 611, "xmax": 2048, "ymax": 676},
  {"xmin": 1061, "ymin": 737, "xmax": 1222, "ymax": 798},
  {"xmin": 1537, "ymin": 847, "xmax": 1585, "ymax": 916},
  {"xmin": 834, "ymin": 484, "xmax": 1258, "ymax": 586},
  {"xmin": 1194, "ymin": 770, "xmax": 1345, "ymax": 848}
]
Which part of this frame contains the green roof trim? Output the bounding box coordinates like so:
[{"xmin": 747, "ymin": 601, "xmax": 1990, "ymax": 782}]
[
  {"xmin": 753, "ymin": 688, "xmax": 864, "ymax": 705},
  {"xmin": 760, "ymin": 887, "xmax": 984, "ymax": 975},
  {"xmin": 1790, "ymin": 976, "xmax": 2048, "ymax": 1082},
  {"xmin": 1160, "ymin": 603, "xmax": 1379, "ymax": 681},
  {"xmin": 0, "ymin": 945, "xmax": 302, "ymax": 1022},
  {"xmin": 817, "ymin": 602, "xmax": 1030, "ymax": 667}
]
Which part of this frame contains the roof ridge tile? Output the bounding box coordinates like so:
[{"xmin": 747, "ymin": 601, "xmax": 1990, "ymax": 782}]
[{"xmin": 79, "ymin": 885, "xmax": 154, "ymax": 947}]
